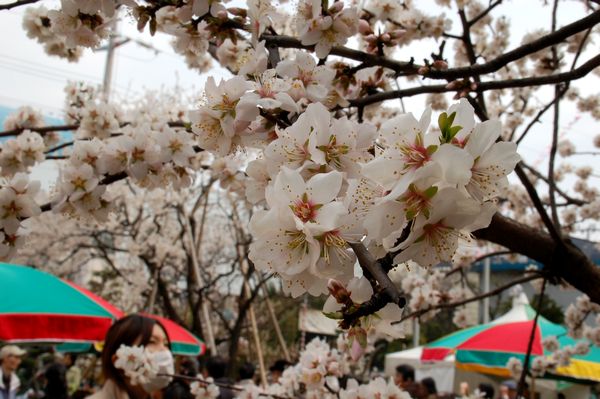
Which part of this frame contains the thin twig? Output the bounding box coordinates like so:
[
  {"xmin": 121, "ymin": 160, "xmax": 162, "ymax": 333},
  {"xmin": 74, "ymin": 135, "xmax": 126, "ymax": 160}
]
[{"xmin": 0, "ymin": 0, "xmax": 40, "ymax": 11}]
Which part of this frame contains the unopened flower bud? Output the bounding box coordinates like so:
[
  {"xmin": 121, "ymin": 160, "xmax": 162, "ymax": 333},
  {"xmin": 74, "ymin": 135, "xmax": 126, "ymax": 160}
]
[
  {"xmin": 328, "ymin": 279, "xmax": 351, "ymax": 304},
  {"xmin": 328, "ymin": 1, "xmax": 344, "ymax": 13},
  {"xmin": 217, "ymin": 10, "xmax": 228, "ymax": 19},
  {"xmin": 380, "ymin": 33, "xmax": 391, "ymax": 43},
  {"xmin": 227, "ymin": 7, "xmax": 247, "ymax": 17},
  {"xmin": 418, "ymin": 65, "xmax": 430, "ymax": 75},
  {"xmin": 365, "ymin": 34, "xmax": 378, "ymax": 44},
  {"xmin": 445, "ymin": 80, "xmax": 462, "ymax": 90},
  {"xmin": 358, "ymin": 19, "xmax": 372, "ymax": 35},
  {"xmin": 432, "ymin": 60, "xmax": 448, "ymax": 70}
]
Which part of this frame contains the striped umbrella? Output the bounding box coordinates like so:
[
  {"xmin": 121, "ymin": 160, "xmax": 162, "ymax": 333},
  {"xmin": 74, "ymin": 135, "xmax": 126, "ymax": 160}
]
[
  {"xmin": 0, "ymin": 263, "xmax": 123, "ymax": 343},
  {"xmin": 56, "ymin": 314, "xmax": 207, "ymax": 356},
  {"xmin": 422, "ymin": 299, "xmax": 600, "ymax": 382}
]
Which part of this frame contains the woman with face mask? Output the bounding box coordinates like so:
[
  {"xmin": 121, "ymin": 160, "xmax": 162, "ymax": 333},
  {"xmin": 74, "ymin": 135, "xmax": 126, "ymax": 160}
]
[{"xmin": 87, "ymin": 314, "xmax": 174, "ymax": 399}]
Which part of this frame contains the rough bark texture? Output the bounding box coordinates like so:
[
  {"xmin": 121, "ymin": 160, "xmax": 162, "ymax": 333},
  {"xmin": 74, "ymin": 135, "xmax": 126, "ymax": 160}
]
[{"xmin": 474, "ymin": 213, "xmax": 600, "ymax": 304}]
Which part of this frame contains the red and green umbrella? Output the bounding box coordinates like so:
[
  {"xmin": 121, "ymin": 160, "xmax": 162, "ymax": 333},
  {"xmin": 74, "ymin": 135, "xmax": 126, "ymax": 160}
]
[
  {"xmin": 57, "ymin": 314, "xmax": 207, "ymax": 356},
  {"xmin": 142, "ymin": 313, "xmax": 207, "ymax": 356},
  {"xmin": 0, "ymin": 263, "xmax": 123, "ymax": 343},
  {"xmin": 422, "ymin": 316, "xmax": 600, "ymax": 382}
]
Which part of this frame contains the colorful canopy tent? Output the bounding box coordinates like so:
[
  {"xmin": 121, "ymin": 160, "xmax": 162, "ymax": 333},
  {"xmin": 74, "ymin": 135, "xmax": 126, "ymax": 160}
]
[
  {"xmin": 422, "ymin": 294, "xmax": 600, "ymax": 383},
  {"xmin": 0, "ymin": 263, "xmax": 123, "ymax": 343},
  {"xmin": 385, "ymin": 294, "xmax": 598, "ymax": 398}
]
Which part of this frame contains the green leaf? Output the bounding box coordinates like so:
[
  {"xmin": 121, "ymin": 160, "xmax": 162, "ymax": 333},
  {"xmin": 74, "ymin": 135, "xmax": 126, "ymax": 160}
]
[
  {"xmin": 423, "ymin": 186, "xmax": 438, "ymax": 198},
  {"xmin": 323, "ymin": 311, "xmax": 343, "ymax": 320}
]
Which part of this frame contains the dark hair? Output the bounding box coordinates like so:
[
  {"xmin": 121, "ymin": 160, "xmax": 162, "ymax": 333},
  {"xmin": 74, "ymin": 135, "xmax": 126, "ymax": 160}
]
[
  {"xmin": 179, "ymin": 358, "xmax": 198, "ymax": 378},
  {"xmin": 238, "ymin": 362, "xmax": 255, "ymax": 380},
  {"xmin": 395, "ymin": 364, "xmax": 415, "ymax": 382},
  {"xmin": 101, "ymin": 314, "xmax": 170, "ymax": 391},
  {"xmin": 478, "ymin": 383, "xmax": 495, "ymax": 399},
  {"xmin": 163, "ymin": 380, "xmax": 193, "ymax": 399},
  {"xmin": 269, "ymin": 359, "xmax": 290, "ymax": 373},
  {"xmin": 206, "ymin": 356, "xmax": 228, "ymax": 379},
  {"xmin": 44, "ymin": 363, "xmax": 68, "ymax": 399},
  {"xmin": 421, "ymin": 377, "xmax": 437, "ymax": 394}
]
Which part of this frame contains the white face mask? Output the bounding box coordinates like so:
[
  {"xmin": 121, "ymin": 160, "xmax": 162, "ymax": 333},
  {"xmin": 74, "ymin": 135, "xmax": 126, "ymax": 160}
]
[{"xmin": 141, "ymin": 349, "xmax": 174, "ymax": 393}]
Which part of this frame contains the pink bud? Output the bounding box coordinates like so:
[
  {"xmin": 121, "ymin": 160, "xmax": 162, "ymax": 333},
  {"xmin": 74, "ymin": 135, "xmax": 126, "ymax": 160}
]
[
  {"xmin": 380, "ymin": 33, "xmax": 391, "ymax": 42},
  {"xmin": 358, "ymin": 19, "xmax": 372, "ymax": 35},
  {"xmin": 328, "ymin": 279, "xmax": 351, "ymax": 304},
  {"xmin": 418, "ymin": 66, "xmax": 430, "ymax": 75},
  {"xmin": 446, "ymin": 80, "xmax": 462, "ymax": 90},
  {"xmin": 365, "ymin": 34, "xmax": 378, "ymax": 43},
  {"xmin": 432, "ymin": 60, "xmax": 448, "ymax": 70},
  {"xmin": 227, "ymin": 7, "xmax": 247, "ymax": 17},
  {"xmin": 217, "ymin": 10, "xmax": 228, "ymax": 19}
]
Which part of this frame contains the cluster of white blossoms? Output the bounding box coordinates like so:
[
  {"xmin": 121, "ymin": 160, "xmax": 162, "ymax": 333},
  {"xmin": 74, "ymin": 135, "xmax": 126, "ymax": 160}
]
[
  {"xmin": 2, "ymin": 106, "xmax": 44, "ymax": 132},
  {"xmin": 0, "ymin": 174, "xmax": 41, "ymax": 260},
  {"xmin": 296, "ymin": 0, "xmax": 358, "ymax": 59},
  {"xmin": 22, "ymin": 0, "xmax": 125, "ymax": 61},
  {"xmin": 190, "ymin": 377, "xmax": 220, "ymax": 399},
  {"xmin": 114, "ymin": 344, "xmax": 167, "ymax": 385},
  {"xmin": 0, "ymin": 130, "xmax": 46, "ymax": 178}
]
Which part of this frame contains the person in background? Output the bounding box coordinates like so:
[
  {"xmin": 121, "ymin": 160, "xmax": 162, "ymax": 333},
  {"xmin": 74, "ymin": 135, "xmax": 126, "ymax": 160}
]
[
  {"xmin": 43, "ymin": 362, "xmax": 68, "ymax": 399},
  {"xmin": 86, "ymin": 314, "xmax": 173, "ymax": 399},
  {"xmin": 0, "ymin": 345, "xmax": 26, "ymax": 399},
  {"xmin": 62, "ymin": 353, "xmax": 82, "ymax": 396},
  {"xmin": 394, "ymin": 364, "xmax": 420, "ymax": 398},
  {"xmin": 499, "ymin": 380, "xmax": 518, "ymax": 399},
  {"xmin": 237, "ymin": 362, "xmax": 256, "ymax": 388},
  {"xmin": 268, "ymin": 360, "xmax": 289, "ymax": 384},
  {"xmin": 163, "ymin": 381, "xmax": 193, "ymax": 399},
  {"xmin": 206, "ymin": 357, "xmax": 234, "ymax": 399},
  {"xmin": 420, "ymin": 377, "xmax": 438, "ymax": 399},
  {"xmin": 477, "ymin": 383, "xmax": 495, "ymax": 399}
]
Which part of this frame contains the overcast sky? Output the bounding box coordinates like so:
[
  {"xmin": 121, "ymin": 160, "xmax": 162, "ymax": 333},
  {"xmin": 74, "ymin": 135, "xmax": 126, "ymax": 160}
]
[{"xmin": 0, "ymin": 0, "xmax": 598, "ymax": 219}]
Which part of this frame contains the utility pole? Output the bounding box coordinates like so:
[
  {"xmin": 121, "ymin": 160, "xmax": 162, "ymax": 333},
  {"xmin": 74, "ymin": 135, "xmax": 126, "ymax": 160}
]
[
  {"xmin": 482, "ymin": 257, "xmax": 491, "ymax": 323},
  {"xmin": 102, "ymin": 15, "xmax": 118, "ymax": 99}
]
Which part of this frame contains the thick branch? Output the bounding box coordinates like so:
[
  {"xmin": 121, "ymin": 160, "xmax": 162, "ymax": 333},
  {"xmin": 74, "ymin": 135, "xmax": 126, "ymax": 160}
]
[
  {"xmin": 0, "ymin": 0, "xmax": 40, "ymax": 10},
  {"xmin": 261, "ymin": 34, "xmax": 418, "ymax": 75},
  {"xmin": 474, "ymin": 214, "xmax": 600, "ymax": 304}
]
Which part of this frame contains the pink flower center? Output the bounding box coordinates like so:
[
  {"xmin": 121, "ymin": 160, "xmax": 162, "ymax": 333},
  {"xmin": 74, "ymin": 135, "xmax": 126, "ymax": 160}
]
[{"xmin": 291, "ymin": 195, "xmax": 319, "ymax": 223}]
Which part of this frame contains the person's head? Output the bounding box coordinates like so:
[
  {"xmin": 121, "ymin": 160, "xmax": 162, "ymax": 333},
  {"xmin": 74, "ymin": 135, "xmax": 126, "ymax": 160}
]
[
  {"xmin": 0, "ymin": 345, "xmax": 25, "ymax": 373},
  {"xmin": 163, "ymin": 380, "xmax": 193, "ymax": 399},
  {"xmin": 478, "ymin": 383, "xmax": 494, "ymax": 399},
  {"xmin": 101, "ymin": 314, "xmax": 171, "ymax": 394},
  {"xmin": 501, "ymin": 380, "xmax": 518, "ymax": 399},
  {"xmin": 394, "ymin": 364, "xmax": 415, "ymax": 386},
  {"xmin": 421, "ymin": 377, "xmax": 437, "ymax": 394},
  {"xmin": 206, "ymin": 356, "xmax": 228, "ymax": 380},
  {"xmin": 62, "ymin": 353, "xmax": 78, "ymax": 367},
  {"xmin": 44, "ymin": 363, "xmax": 68, "ymax": 398},
  {"xmin": 238, "ymin": 362, "xmax": 255, "ymax": 381},
  {"xmin": 269, "ymin": 359, "xmax": 290, "ymax": 383}
]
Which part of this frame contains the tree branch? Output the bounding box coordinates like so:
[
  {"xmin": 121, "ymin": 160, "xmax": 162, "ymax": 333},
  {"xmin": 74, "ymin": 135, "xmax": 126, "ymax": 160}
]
[
  {"xmin": 474, "ymin": 214, "xmax": 600, "ymax": 304},
  {"xmin": 350, "ymin": 53, "xmax": 600, "ymax": 107},
  {"xmin": 0, "ymin": 0, "xmax": 40, "ymax": 11}
]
